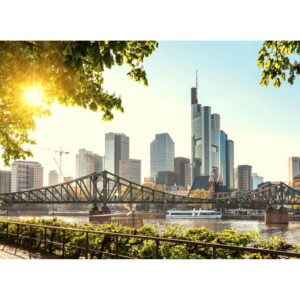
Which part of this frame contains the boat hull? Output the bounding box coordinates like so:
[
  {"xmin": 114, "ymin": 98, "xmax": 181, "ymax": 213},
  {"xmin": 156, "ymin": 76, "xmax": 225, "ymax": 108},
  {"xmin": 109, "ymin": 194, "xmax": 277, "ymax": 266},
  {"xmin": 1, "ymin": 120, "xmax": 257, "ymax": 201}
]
[{"xmin": 166, "ymin": 215, "xmax": 222, "ymax": 219}]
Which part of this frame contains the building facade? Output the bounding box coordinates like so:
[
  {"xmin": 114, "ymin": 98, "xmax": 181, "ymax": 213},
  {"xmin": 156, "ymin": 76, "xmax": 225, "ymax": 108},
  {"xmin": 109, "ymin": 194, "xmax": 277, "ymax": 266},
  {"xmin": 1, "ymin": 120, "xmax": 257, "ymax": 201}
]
[
  {"xmin": 174, "ymin": 157, "xmax": 191, "ymax": 187},
  {"xmin": 119, "ymin": 159, "xmax": 141, "ymax": 184},
  {"xmin": 105, "ymin": 133, "xmax": 129, "ymax": 175},
  {"xmin": 0, "ymin": 170, "xmax": 11, "ymax": 193},
  {"xmin": 220, "ymin": 131, "xmax": 228, "ymax": 186},
  {"xmin": 48, "ymin": 170, "xmax": 59, "ymax": 186},
  {"xmin": 288, "ymin": 157, "xmax": 300, "ymax": 185},
  {"xmin": 191, "ymin": 76, "xmax": 220, "ymax": 183},
  {"xmin": 150, "ymin": 133, "xmax": 174, "ymax": 179},
  {"xmin": 226, "ymin": 139, "xmax": 234, "ymax": 189},
  {"xmin": 11, "ymin": 161, "xmax": 43, "ymax": 192},
  {"xmin": 252, "ymin": 173, "xmax": 264, "ymax": 189},
  {"xmin": 76, "ymin": 149, "xmax": 104, "ymax": 178},
  {"xmin": 156, "ymin": 171, "xmax": 176, "ymax": 187},
  {"xmin": 237, "ymin": 165, "xmax": 252, "ymax": 192}
]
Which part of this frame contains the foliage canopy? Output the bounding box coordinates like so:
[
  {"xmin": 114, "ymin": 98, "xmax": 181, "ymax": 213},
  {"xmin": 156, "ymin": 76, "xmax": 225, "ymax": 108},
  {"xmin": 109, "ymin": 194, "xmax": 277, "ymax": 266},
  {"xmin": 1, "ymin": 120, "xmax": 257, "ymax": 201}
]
[{"xmin": 0, "ymin": 41, "xmax": 158, "ymax": 166}]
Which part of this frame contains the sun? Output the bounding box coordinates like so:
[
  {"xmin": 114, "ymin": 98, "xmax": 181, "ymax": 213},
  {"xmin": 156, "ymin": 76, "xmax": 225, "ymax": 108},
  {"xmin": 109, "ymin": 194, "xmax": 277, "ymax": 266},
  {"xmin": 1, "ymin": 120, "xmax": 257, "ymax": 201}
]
[{"xmin": 23, "ymin": 85, "xmax": 45, "ymax": 106}]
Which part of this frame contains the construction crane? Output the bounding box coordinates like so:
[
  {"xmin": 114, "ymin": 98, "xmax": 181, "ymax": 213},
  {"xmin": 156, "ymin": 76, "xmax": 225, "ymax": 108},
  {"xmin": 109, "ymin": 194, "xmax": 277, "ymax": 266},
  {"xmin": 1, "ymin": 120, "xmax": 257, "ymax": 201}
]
[{"xmin": 34, "ymin": 146, "xmax": 69, "ymax": 182}]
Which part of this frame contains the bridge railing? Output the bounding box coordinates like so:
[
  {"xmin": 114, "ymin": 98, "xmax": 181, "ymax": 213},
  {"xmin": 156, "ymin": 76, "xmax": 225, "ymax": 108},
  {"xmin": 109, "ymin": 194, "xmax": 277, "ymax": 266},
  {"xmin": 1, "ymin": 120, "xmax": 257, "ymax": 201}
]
[{"xmin": 1, "ymin": 221, "xmax": 300, "ymax": 259}]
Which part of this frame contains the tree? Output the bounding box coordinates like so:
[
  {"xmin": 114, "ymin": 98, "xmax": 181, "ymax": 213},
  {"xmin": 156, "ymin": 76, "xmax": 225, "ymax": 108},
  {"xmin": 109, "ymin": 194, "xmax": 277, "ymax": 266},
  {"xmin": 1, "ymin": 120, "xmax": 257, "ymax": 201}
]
[
  {"xmin": 0, "ymin": 41, "xmax": 158, "ymax": 166},
  {"xmin": 189, "ymin": 189, "xmax": 211, "ymax": 199},
  {"xmin": 258, "ymin": 41, "xmax": 300, "ymax": 87}
]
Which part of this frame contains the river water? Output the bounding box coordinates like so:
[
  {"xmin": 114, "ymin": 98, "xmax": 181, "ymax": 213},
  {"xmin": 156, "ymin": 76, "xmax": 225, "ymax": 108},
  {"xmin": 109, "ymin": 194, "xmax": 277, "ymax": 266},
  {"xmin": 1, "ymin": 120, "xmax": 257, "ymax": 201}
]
[{"xmin": 11, "ymin": 215, "xmax": 300, "ymax": 245}]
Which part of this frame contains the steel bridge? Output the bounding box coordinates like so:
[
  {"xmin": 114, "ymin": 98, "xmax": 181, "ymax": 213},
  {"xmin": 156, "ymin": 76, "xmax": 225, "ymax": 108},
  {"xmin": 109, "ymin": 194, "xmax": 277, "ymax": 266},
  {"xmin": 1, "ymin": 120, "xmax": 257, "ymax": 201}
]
[{"xmin": 1, "ymin": 171, "xmax": 300, "ymax": 206}]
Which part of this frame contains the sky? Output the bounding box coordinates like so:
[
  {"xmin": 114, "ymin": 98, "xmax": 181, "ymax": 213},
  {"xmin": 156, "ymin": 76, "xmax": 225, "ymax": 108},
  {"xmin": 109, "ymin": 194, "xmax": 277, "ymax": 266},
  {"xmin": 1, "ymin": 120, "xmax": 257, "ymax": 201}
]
[{"xmin": 2, "ymin": 41, "xmax": 300, "ymax": 184}]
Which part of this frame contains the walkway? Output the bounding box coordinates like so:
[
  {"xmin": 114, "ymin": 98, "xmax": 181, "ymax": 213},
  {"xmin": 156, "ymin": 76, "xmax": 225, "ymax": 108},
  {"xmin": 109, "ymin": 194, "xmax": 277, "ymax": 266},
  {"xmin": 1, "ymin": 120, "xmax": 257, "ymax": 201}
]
[{"xmin": 0, "ymin": 243, "xmax": 55, "ymax": 259}]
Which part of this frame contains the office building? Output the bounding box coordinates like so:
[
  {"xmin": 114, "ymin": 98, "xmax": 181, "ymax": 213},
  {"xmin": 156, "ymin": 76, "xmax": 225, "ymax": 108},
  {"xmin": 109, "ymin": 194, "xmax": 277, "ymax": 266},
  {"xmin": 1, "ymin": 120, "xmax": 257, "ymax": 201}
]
[
  {"xmin": 252, "ymin": 173, "xmax": 264, "ymax": 189},
  {"xmin": 119, "ymin": 159, "xmax": 141, "ymax": 184},
  {"xmin": 48, "ymin": 170, "xmax": 59, "ymax": 186},
  {"xmin": 0, "ymin": 170, "xmax": 11, "ymax": 193},
  {"xmin": 220, "ymin": 131, "xmax": 228, "ymax": 186},
  {"xmin": 150, "ymin": 133, "xmax": 174, "ymax": 179},
  {"xmin": 76, "ymin": 149, "xmax": 104, "ymax": 178},
  {"xmin": 105, "ymin": 133, "xmax": 129, "ymax": 175},
  {"xmin": 237, "ymin": 165, "xmax": 252, "ymax": 192},
  {"xmin": 288, "ymin": 157, "xmax": 300, "ymax": 184},
  {"xmin": 191, "ymin": 74, "xmax": 220, "ymax": 183},
  {"xmin": 11, "ymin": 161, "xmax": 43, "ymax": 192},
  {"xmin": 174, "ymin": 157, "xmax": 191, "ymax": 187},
  {"xmin": 226, "ymin": 139, "xmax": 234, "ymax": 189},
  {"xmin": 156, "ymin": 171, "xmax": 176, "ymax": 186}
]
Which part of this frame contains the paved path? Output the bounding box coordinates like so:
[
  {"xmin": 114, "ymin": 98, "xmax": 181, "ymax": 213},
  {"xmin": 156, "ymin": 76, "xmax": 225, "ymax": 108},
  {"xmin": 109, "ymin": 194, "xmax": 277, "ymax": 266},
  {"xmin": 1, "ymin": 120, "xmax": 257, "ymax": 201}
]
[{"xmin": 0, "ymin": 243, "xmax": 55, "ymax": 259}]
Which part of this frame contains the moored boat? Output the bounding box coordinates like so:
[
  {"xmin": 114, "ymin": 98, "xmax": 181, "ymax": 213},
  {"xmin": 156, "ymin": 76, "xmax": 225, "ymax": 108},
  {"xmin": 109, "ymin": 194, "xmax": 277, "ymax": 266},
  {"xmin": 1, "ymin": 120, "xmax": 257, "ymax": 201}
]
[{"xmin": 166, "ymin": 208, "xmax": 222, "ymax": 219}]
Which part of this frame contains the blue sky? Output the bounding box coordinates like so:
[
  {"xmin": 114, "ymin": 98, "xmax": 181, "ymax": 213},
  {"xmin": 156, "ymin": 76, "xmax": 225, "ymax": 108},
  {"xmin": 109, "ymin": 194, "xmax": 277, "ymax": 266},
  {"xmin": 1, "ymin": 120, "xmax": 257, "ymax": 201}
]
[{"xmin": 3, "ymin": 41, "xmax": 299, "ymax": 184}]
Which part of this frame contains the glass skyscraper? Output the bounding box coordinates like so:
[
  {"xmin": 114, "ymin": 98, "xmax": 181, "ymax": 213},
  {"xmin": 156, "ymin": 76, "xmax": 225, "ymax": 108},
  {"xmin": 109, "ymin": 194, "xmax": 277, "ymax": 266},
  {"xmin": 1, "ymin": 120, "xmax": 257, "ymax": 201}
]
[
  {"xmin": 150, "ymin": 133, "xmax": 174, "ymax": 179},
  {"xmin": 76, "ymin": 149, "xmax": 104, "ymax": 178},
  {"xmin": 220, "ymin": 130, "xmax": 228, "ymax": 185},
  {"xmin": 191, "ymin": 75, "xmax": 220, "ymax": 183},
  {"xmin": 226, "ymin": 139, "xmax": 234, "ymax": 189},
  {"xmin": 105, "ymin": 133, "xmax": 129, "ymax": 175}
]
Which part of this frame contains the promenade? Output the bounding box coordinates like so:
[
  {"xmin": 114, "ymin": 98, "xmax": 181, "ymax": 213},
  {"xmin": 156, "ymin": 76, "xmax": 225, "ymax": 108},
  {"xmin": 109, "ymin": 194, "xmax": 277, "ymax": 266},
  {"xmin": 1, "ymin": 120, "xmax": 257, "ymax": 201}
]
[{"xmin": 0, "ymin": 243, "xmax": 54, "ymax": 259}]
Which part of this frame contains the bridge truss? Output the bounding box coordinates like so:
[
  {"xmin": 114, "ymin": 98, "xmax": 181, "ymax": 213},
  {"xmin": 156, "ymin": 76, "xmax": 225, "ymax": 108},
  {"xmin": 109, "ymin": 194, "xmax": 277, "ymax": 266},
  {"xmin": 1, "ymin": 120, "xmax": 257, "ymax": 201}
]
[{"xmin": 1, "ymin": 171, "xmax": 300, "ymax": 206}]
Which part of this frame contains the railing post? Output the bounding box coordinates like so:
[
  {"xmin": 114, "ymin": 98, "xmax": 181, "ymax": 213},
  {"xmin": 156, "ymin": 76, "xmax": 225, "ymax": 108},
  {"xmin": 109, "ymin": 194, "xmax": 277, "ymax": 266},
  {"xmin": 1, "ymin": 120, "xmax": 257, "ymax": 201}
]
[
  {"xmin": 115, "ymin": 236, "xmax": 119, "ymax": 258},
  {"xmin": 62, "ymin": 229, "xmax": 66, "ymax": 258},
  {"xmin": 85, "ymin": 232, "xmax": 89, "ymax": 259},
  {"xmin": 6, "ymin": 222, "xmax": 9, "ymax": 243},
  {"xmin": 29, "ymin": 225, "xmax": 32, "ymax": 250},
  {"xmin": 212, "ymin": 245, "xmax": 217, "ymax": 259},
  {"xmin": 44, "ymin": 227, "xmax": 47, "ymax": 252},
  {"xmin": 155, "ymin": 240, "xmax": 160, "ymax": 259},
  {"xmin": 16, "ymin": 223, "xmax": 20, "ymax": 246}
]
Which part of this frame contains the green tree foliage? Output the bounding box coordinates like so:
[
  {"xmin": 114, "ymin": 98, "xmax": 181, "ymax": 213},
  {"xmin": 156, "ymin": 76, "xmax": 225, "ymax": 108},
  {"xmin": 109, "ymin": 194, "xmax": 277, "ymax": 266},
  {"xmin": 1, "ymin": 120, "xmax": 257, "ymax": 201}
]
[
  {"xmin": 0, "ymin": 41, "xmax": 158, "ymax": 166},
  {"xmin": 258, "ymin": 41, "xmax": 300, "ymax": 87}
]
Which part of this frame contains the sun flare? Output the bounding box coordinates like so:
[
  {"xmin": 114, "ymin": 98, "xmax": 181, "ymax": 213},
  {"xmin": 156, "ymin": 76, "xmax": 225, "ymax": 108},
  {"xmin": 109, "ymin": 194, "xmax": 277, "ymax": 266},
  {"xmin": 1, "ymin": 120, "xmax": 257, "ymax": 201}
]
[{"xmin": 23, "ymin": 85, "xmax": 45, "ymax": 106}]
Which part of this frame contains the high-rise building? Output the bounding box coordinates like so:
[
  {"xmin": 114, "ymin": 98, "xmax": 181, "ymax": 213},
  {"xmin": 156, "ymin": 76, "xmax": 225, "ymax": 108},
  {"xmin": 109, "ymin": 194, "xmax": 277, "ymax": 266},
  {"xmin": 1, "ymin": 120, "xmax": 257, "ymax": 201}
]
[
  {"xmin": 191, "ymin": 74, "xmax": 220, "ymax": 183},
  {"xmin": 0, "ymin": 170, "xmax": 11, "ymax": 193},
  {"xmin": 237, "ymin": 165, "xmax": 252, "ymax": 192},
  {"xmin": 174, "ymin": 157, "xmax": 191, "ymax": 187},
  {"xmin": 226, "ymin": 139, "xmax": 234, "ymax": 189},
  {"xmin": 220, "ymin": 131, "xmax": 228, "ymax": 186},
  {"xmin": 150, "ymin": 133, "xmax": 175, "ymax": 179},
  {"xmin": 105, "ymin": 133, "xmax": 129, "ymax": 175},
  {"xmin": 48, "ymin": 170, "xmax": 59, "ymax": 186},
  {"xmin": 252, "ymin": 173, "xmax": 264, "ymax": 189},
  {"xmin": 76, "ymin": 149, "xmax": 104, "ymax": 178},
  {"xmin": 288, "ymin": 157, "xmax": 300, "ymax": 184},
  {"xmin": 119, "ymin": 159, "xmax": 141, "ymax": 184},
  {"xmin": 156, "ymin": 171, "xmax": 176, "ymax": 186},
  {"xmin": 11, "ymin": 161, "xmax": 43, "ymax": 192}
]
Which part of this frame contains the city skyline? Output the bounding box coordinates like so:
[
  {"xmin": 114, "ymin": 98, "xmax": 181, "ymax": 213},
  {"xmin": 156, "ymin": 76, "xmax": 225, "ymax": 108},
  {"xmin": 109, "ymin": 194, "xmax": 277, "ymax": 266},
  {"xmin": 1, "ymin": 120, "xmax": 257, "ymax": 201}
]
[{"xmin": 0, "ymin": 41, "xmax": 299, "ymax": 184}]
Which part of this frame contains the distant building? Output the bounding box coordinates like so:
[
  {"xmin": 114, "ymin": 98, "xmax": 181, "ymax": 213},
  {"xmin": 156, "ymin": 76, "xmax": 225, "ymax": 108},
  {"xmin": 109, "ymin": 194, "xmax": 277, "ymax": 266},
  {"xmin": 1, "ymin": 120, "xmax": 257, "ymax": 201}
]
[
  {"xmin": 288, "ymin": 157, "xmax": 300, "ymax": 185},
  {"xmin": 191, "ymin": 175, "xmax": 210, "ymax": 191},
  {"xmin": 119, "ymin": 159, "xmax": 141, "ymax": 184},
  {"xmin": 220, "ymin": 131, "xmax": 228, "ymax": 185},
  {"xmin": 144, "ymin": 177, "xmax": 154, "ymax": 183},
  {"xmin": 11, "ymin": 161, "xmax": 43, "ymax": 192},
  {"xmin": 64, "ymin": 176, "xmax": 73, "ymax": 182},
  {"xmin": 174, "ymin": 157, "xmax": 191, "ymax": 187},
  {"xmin": 75, "ymin": 149, "xmax": 104, "ymax": 178},
  {"xmin": 150, "ymin": 133, "xmax": 174, "ymax": 179},
  {"xmin": 156, "ymin": 171, "xmax": 176, "ymax": 186},
  {"xmin": 252, "ymin": 173, "xmax": 264, "ymax": 189},
  {"xmin": 0, "ymin": 170, "xmax": 11, "ymax": 193},
  {"xmin": 237, "ymin": 165, "xmax": 252, "ymax": 192},
  {"xmin": 191, "ymin": 75, "xmax": 220, "ymax": 182},
  {"xmin": 105, "ymin": 133, "xmax": 129, "ymax": 175},
  {"xmin": 48, "ymin": 170, "xmax": 59, "ymax": 186},
  {"xmin": 293, "ymin": 175, "xmax": 300, "ymax": 190},
  {"xmin": 234, "ymin": 167, "xmax": 238, "ymax": 190}
]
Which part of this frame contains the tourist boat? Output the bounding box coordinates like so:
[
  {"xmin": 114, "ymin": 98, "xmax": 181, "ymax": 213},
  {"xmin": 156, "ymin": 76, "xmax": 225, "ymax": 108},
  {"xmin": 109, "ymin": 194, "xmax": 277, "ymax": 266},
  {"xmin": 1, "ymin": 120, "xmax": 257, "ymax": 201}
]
[{"xmin": 166, "ymin": 208, "xmax": 222, "ymax": 219}]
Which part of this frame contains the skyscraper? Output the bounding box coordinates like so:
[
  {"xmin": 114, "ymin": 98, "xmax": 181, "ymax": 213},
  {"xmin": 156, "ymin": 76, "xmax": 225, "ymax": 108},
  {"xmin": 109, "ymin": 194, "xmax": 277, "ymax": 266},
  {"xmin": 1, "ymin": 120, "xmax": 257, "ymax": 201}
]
[
  {"xmin": 237, "ymin": 165, "xmax": 252, "ymax": 192},
  {"xmin": 48, "ymin": 170, "xmax": 59, "ymax": 186},
  {"xmin": 0, "ymin": 170, "xmax": 11, "ymax": 193},
  {"xmin": 105, "ymin": 133, "xmax": 129, "ymax": 175},
  {"xmin": 76, "ymin": 149, "xmax": 104, "ymax": 178},
  {"xmin": 288, "ymin": 157, "xmax": 300, "ymax": 184},
  {"xmin": 150, "ymin": 133, "xmax": 174, "ymax": 179},
  {"xmin": 11, "ymin": 161, "xmax": 43, "ymax": 192},
  {"xmin": 191, "ymin": 73, "xmax": 220, "ymax": 183},
  {"xmin": 174, "ymin": 157, "xmax": 191, "ymax": 187},
  {"xmin": 119, "ymin": 159, "xmax": 141, "ymax": 184},
  {"xmin": 220, "ymin": 131, "xmax": 228, "ymax": 185},
  {"xmin": 226, "ymin": 139, "xmax": 234, "ymax": 189},
  {"xmin": 252, "ymin": 173, "xmax": 264, "ymax": 189}
]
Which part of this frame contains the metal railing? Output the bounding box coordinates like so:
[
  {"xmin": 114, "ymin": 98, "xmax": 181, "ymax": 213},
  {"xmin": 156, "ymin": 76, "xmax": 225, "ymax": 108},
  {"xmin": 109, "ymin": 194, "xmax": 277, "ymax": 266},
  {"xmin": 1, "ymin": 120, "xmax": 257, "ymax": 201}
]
[{"xmin": 1, "ymin": 221, "xmax": 300, "ymax": 259}]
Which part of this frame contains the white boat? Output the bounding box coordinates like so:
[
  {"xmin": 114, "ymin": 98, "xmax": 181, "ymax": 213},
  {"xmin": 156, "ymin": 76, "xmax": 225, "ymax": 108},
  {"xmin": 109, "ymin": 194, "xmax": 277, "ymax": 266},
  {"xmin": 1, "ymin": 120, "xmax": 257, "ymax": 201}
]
[{"xmin": 166, "ymin": 208, "xmax": 222, "ymax": 219}]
